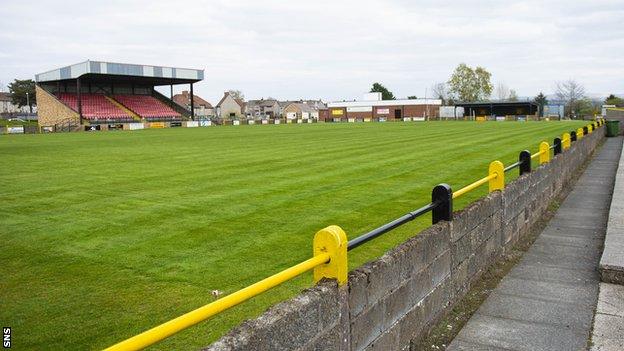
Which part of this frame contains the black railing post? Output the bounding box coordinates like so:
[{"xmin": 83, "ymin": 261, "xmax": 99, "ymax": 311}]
[
  {"xmin": 519, "ymin": 150, "xmax": 531, "ymax": 175},
  {"xmin": 571, "ymin": 131, "xmax": 577, "ymax": 142},
  {"xmin": 432, "ymin": 184, "xmax": 452, "ymax": 224},
  {"xmin": 553, "ymin": 137, "xmax": 562, "ymax": 155},
  {"xmin": 583, "ymin": 126, "xmax": 588, "ymax": 135}
]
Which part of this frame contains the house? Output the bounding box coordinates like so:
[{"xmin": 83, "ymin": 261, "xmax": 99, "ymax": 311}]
[
  {"xmin": 216, "ymin": 92, "xmax": 245, "ymax": 119},
  {"xmin": 279, "ymin": 100, "xmax": 326, "ymax": 119},
  {"xmin": 282, "ymin": 102, "xmax": 320, "ymax": 120},
  {"xmin": 0, "ymin": 92, "xmax": 27, "ymax": 114},
  {"xmin": 173, "ymin": 90, "xmax": 213, "ymax": 117},
  {"xmin": 245, "ymin": 98, "xmax": 280, "ymax": 118}
]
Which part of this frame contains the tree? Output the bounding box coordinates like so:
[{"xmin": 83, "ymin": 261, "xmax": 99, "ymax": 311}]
[
  {"xmin": 534, "ymin": 92, "xmax": 548, "ymax": 117},
  {"xmin": 8, "ymin": 79, "xmax": 36, "ymax": 112},
  {"xmin": 605, "ymin": 94, "xmax": 624, "ymax": 106},
  {"xmin": 577, "ymin": 97, "xmax": 600, "ymax": 116},
  {"xmin": 431, "ymin": 82, "xmax": 449, "ymax": 104},
  {"xmin": 495, "ymin": 82, "xmax": 510, "ymax": 101},
  {"xmin": 447, "ymin": 63, "xmax": 492, "ymax": 102},
  {"xmin": 407, "ymin": 95, "xmax": 417, "ymax": 99},
  {"xmin": 370, "ymin": 82, "xmax": 395, "ymax": 100},
  {"xmin": 508, "ymin": 90, "xmax": 518, "ymax": 102},
  {"xmin": 228, "ymin": 89, "xmax": 245, "ymax": 101},
  {"xmin": 555, "ymin": 80, "xmax": 585, "ymax": 117}
]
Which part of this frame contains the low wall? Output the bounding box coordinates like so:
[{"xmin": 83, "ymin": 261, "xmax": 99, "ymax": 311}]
[{"xmin": 205, "ymin": 128, "xmax": 605, "ymax": 351}]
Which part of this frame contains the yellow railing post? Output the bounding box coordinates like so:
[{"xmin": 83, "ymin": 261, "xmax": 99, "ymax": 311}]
[
  {"xmin": 577, "ymin": 127, "xmax": 584, "ymax": 140},
  {"xmin": 562, "ymin": 133, "xmax": 571, "ymax": 150},
  {"xmin": 313, "ymin": 225, "xmax": 348, "ymax": 285},
  {"xmin": 539, "ymin": 141, "xmax": 550, "ymax": 164},
  {"xmin": 488, "ymin": 160, "xmax": 504, "ymax": 192}
]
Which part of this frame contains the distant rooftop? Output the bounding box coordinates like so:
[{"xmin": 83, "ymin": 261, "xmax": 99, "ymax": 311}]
[
  {"xmin": 35, "ymin": 60, "xmax": 204, "ymax": 85},
  {"xmin": 327, "ymin": 98, "xmax": 442, "ymax": 108}
]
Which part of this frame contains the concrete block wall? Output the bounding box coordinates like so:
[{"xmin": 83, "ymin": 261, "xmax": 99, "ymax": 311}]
[{"xmin": 205, "ymin": 127, "xmax": 605, "ymax": 351}]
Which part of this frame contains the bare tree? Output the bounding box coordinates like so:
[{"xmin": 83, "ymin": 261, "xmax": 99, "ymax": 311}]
[
  {"xmin": 228, "ymin": 89, "xmax": 245, "ymax": 101},
  {"xmin": 495, "ymin": 82, "xmax": 510, "ymax": 101},
  {"xmin": 508, "ymin": 89, "xmax": 518, "ymax": 102},
  {"xmin": 431, "ymin": 82, "xmax": 448, "ymax": 104},
  {"xmin": 555, "ymin": 80, "xmax": 586, "ymax": 117}
]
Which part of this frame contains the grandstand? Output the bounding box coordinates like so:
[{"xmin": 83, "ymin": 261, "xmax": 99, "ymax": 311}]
[{"xmin": 35, "ymin": 60, "xmax": 203, "ymax": 128}]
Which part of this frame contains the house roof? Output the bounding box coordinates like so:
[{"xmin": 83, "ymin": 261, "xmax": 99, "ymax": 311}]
[
  {"xmin": 173, "ymin": 91, "xmax": 212, "ymax": 108},
  {"xmin": 247, "ymin": 99, "xmax": 279, "ymax": 108},
  {"xmin": 234, "ymin": 98, "xmax": 245, "ymax": 109},
  {"xmin": 216, "ymin": 92, "xmax": 245, "ymax": 108},
  {"xmin": 285, "ymin": 102, "xmax": 318, "ymax": 113},
  {"xmin": 0, "ymin": 92, "xmax": 12, "ymax": 102},
  {"xmin": 327, "ymin": 98, "xmax": 441, "ymax": 108},
  {"xmin": 279, "ymin": 100, "xmax": 326, "ymax": 109}
]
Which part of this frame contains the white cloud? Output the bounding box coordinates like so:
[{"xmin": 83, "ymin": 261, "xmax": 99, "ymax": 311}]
[{"xmin": 0, "ymin": 0, "xmax": 622, "ymax": 103}]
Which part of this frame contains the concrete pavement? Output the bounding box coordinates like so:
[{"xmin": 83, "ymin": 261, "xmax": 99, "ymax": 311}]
[{"xmin": 447, "ymin": 136, "xmax": 623, "ymax": 351}]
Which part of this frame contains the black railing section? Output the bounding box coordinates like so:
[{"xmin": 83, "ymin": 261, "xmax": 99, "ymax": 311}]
[
  {"xmin": 503, "ymin": 161, "xmax": 522, "ymax": 172},
  {"xmin": 347, "ymin": 202, "xmax": 437, "ymax": 250},
  {"xmin": 346, "ymin": 123, "xmax": 601, "ymax": 251}
]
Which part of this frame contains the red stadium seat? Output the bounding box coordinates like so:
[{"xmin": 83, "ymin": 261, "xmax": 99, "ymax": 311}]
[
  {"xmin": 58, "ymin": 93, "xmax": 133, "ymax": 122},
  {"xmin": 112, "ymin": 95, "xmax": 181, "ymax": 121}
]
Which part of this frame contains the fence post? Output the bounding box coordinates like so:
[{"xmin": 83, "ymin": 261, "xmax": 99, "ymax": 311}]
[
  {"xmin": 539, "ymin": 141, "xmax": 550, "ymax": 164},
  {"xmin": 432, "ymin": 183, "xmax": 452, "ymax": 224},
  {"xmin": 562, "ymin": 133, "xmax": 571, "ymax": 150},
  {"xmin": 519, "ymin": 150, "xmax": 531, "ymax": 175},
  {"xmin": 313, "ymin": 225, "xmax": 348, "ymax": 285},
  {"xmin": 570, "ymin": 131, "xmax": 577, "ymax": 142},
  {"xmin": 488, "ymin": 161, "xmax": 504, "ymax": 192},
  {"xmin": 553, "ymin": 137, "xmax": 562, "ymax": 155},
  {"xmin": 577, "ymin": 127, "xmax": 584, "ymax": 140}
]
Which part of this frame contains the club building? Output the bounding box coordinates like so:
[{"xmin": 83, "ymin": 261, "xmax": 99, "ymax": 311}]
[
  {"xmin": 325, "ymin": 93, "xmax": 442, "ymax": 122},
  {"xmin": 35, "ymin": 60, "xmax": 204, "ymax": 129}
]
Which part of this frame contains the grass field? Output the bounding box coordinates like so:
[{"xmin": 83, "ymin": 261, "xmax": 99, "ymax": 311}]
[
  {"xmin": 0, "ymin": 121, "xmax": 586, "ymax": 350},
  {"xmin": 0, "ymin": 119, "xmax": 38, "ymax": 127}
]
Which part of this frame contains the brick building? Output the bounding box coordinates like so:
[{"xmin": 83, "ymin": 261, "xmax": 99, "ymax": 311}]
[{"xmin": 326, "ymin": 94, "xmax": 441, "ymax": 121}]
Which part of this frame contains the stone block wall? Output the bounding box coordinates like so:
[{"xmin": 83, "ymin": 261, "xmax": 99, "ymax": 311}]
[
  {"xmin": 35, "ymin": 85, "xmax": 80, "ymax": 127},
  {"xmin": 205, "ymin": 127, "xmax": 605, "ymax": 351}
]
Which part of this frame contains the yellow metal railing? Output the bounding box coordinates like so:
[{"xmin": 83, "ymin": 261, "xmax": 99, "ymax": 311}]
[
  {"xmin": 452, "ymin": 161, "xmax": 504, "ymax": 199},
  {"xmin": 105, "ymin": 226, "xmax": 347, "ymax": 351},
  {"xmin": 105, "ymin": 119, "xmax": 605, "ymax": 350},
  {"xmin": 529, "ymin": 141, "xmax": 551, "ymax": 164}
]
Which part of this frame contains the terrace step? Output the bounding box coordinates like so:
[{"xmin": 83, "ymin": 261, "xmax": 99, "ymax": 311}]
[{"xmin": 105, "ymin": 96, "xmax": 141, "ymax": 121}]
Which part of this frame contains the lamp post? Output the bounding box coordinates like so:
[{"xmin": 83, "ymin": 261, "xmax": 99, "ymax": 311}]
[{"xmin": 26, "ymin": 92, "xmax": 32, "ymax": 114}]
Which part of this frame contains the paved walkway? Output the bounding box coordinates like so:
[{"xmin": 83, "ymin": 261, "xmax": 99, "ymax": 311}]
[
  {"xmin": 447, "ymin": 136, "xmax": 623, "ymax": 351},
  {"xmin": 591, "ymin": 283, "xmax": 624, "ymax": 350}
]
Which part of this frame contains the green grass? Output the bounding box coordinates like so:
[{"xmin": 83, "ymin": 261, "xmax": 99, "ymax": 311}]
[
  {"xmin": 0, "ymin": 119, "xmax": 38, "ymax": 127},
  {"xmin": 0, "ymin": 121, "xmax": 586, "ymax": 350}
]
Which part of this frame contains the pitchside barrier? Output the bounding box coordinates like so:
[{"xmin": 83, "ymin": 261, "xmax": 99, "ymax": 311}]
[{"xmin": 104, "ymin": 119, "xmax": 605, "ymax": 351}]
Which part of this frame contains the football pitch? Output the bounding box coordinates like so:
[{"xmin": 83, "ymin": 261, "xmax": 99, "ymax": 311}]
[{"xmin": 0, "ymin": 121, "xmax": 587, "ymax": 350}]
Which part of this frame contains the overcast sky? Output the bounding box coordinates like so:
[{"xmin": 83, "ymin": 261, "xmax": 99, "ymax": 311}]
[{"xmin": 0, "ymin": 0, "xmax": 622, "ymax": 103}]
